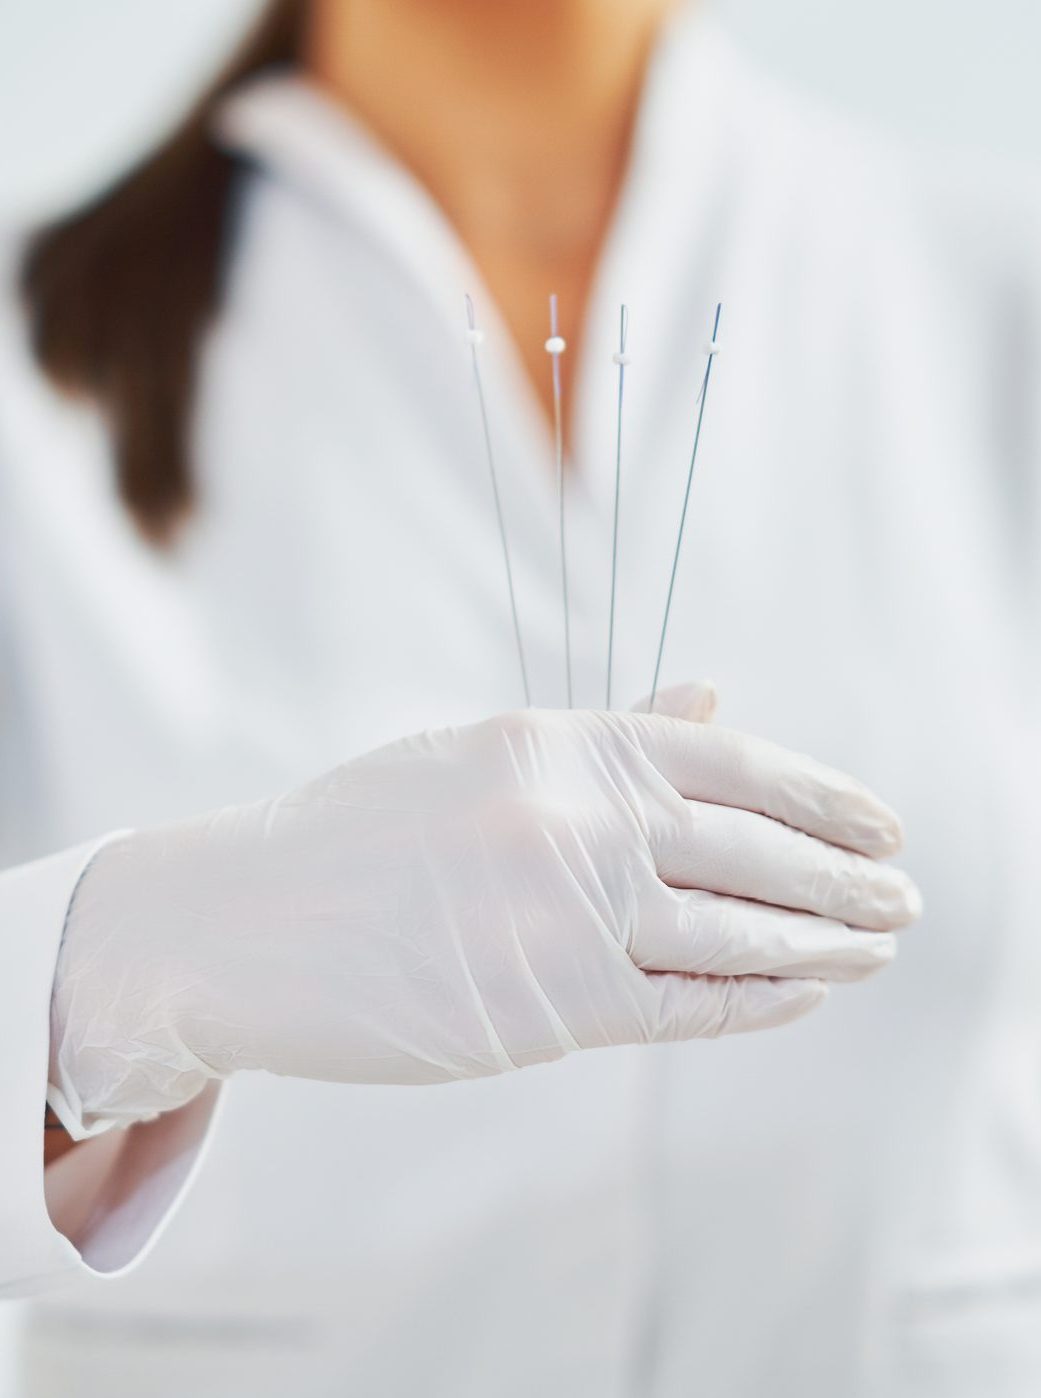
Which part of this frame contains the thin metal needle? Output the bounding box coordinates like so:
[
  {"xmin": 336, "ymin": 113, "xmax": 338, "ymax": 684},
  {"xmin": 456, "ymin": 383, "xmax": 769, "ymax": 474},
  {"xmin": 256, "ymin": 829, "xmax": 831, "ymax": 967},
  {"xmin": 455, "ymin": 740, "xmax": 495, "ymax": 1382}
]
[
  {"xmin": 465, "ymin": 294, "xmax": 531, "ymax": 707},
  {"xmin": 546, "ymin": 294, "xmax": 573, "ymax": 708},
  {"xmin": 649, "ymin": 302, "xmax": 722, "ymax": 713},
  {"xmin": 606, "ymin": 304, "xmax": 630, "ymax": 710}
]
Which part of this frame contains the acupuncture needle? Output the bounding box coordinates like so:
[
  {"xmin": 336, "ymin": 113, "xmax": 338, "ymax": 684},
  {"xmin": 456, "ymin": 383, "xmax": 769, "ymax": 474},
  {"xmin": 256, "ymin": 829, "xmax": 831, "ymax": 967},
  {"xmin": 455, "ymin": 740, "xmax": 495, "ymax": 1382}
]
[
  {"xmin": 649, "ymin": 302, "xmax": 722, "ymax": 713},
  {"xmin": 465, "ymin": 294, "xmax": 531, "ymax": 707},
  {"xmin": 606, "ymin": 304, "xmax": 630, "ymax": 710},
  {"xmin": 545, "ymin": 294, "xmax": 572, "ymax": 708}
]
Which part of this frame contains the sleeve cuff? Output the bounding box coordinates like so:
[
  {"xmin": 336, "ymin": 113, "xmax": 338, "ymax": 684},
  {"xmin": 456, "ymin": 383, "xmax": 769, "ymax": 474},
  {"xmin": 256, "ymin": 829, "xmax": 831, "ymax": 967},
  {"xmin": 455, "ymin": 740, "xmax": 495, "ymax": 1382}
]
[
  {"xmin": 0, "ymin": 839, "xmax": 221, "ymax": 1294},
  {"xmin": 44, "ymin": 831, "xmax": 135, "ymax": 1142}
]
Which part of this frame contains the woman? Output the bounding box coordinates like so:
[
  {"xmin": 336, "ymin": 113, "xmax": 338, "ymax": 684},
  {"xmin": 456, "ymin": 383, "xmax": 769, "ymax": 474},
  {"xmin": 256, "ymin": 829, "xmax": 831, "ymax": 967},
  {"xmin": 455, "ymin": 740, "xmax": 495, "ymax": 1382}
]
[{"xmin": 1, "ymin": 0, "xmax": 1036, "ymax": 1394}]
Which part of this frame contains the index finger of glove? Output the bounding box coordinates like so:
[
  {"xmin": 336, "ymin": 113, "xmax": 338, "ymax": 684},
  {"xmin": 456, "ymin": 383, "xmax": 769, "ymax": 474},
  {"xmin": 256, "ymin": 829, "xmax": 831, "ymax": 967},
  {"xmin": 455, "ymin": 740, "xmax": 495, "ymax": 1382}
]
[
  {"xmin": 603, "ymin": 713, "xmax": 903, "ymax": 858},
  {"xmin": 652, "ymin": 800, "xmax": 921, "ymax": 931}
]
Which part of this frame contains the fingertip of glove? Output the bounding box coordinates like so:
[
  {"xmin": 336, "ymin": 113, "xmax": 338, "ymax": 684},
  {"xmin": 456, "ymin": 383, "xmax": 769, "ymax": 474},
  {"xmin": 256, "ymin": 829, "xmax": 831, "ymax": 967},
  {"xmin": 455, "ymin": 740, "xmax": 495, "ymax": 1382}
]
[
  {"xmin": 744, "ymin": 976, "xmax": 828, "ymax": 1033},
  {"xmin": 829, "ymin": 931, "xmax": 899, "ymax": 982},
  {"xmin": 772, "ymin": 977, "xmax": 829, "ymax": 1020},
  {"xmin": 883, "ymin": 871, "xmax": 924, "ymax": 928},
  {"xmin": 860, "ymin": 811, "xmax": 905, "ymax": 859},
  {"xmin": 791, "ymin": 976, "xmax": 829, "ymax": 1006},
  {"xmin": 827, "ymin": 790, "xmax": 905, "ymax": 859},
  {"xmin": 869, "ymin": 931, "xmax": 899, "ymax": 964}
]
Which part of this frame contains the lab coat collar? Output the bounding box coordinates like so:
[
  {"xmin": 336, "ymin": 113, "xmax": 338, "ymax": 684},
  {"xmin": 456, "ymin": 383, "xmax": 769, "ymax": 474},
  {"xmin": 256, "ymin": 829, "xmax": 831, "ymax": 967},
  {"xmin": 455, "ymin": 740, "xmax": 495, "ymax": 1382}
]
[
  {"xmin": 212, "ymin": 5, "xmax": 740, "ymax": 308},
  {"xmin": 213, "ymin": 6, "xmax": 739, "ymax": 221}
]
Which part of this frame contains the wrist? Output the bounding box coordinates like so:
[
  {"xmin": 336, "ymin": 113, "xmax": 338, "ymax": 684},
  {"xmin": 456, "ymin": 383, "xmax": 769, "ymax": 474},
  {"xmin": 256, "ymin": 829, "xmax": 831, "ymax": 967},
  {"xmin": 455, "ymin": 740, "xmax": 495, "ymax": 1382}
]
[
  {"xmin": 43, "ymin": 1104, "xmax": 79, "ymax": 1167},
  {"xmin": 49, "ymin": 829, "xmax": 217, "ymax": 1136}
]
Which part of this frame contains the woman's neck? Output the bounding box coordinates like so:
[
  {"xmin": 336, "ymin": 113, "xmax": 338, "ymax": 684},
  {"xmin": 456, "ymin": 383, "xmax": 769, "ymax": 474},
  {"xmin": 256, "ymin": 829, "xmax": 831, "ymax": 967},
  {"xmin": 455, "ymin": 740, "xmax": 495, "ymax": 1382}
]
[{"xmin": 305, "ymin": 0, "xmax": 679, "ymax": 428}]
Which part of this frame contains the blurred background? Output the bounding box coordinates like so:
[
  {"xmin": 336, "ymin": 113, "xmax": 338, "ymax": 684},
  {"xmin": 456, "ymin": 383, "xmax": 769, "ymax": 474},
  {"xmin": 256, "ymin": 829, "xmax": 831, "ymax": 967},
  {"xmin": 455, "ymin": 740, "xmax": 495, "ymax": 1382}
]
[
  {"xmin": 1, "ymin": 0, "xmax": 1039, "ymax": 230},
  {"xmin": 1, "ymin": 4, "xmax": 1039, "ymax": 1398}
]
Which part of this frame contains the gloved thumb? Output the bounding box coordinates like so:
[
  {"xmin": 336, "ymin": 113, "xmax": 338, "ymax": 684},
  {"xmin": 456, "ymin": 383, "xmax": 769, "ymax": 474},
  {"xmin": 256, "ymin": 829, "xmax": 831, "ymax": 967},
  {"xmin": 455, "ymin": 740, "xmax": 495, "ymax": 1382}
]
[{"xmin": 629, "ymin": 679, "xmax": 718, "ymax": 722}]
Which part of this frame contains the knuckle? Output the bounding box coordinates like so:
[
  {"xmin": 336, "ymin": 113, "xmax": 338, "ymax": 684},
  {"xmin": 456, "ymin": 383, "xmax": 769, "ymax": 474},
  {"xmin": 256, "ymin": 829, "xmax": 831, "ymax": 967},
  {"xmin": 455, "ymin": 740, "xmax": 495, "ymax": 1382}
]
[
  {"xmin": 706, "ymin": 977, "xmax": 742, "ymax": 1038},
  {"xmin": 690, "ymin": 896, "xmax": 744, "ymax": 972},
  {"xmin": 487, "ymin": 708, "xmax": 543, "ymax": 744},
  {"xmin": 476, "ymin": 710, "xmax": 572, "ymax": 782},
  {"xmin": 484, "ymin": 708, "xmax": 595, "ymax": 765}
]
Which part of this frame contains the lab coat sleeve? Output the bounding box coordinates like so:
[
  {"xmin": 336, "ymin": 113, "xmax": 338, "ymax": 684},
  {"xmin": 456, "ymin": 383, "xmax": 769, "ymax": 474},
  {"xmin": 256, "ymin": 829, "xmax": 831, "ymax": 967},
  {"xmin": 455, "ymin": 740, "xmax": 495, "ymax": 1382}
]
[{"xmin": 0, "ymin": 840, "xmax": 221, "ymax": 1296}]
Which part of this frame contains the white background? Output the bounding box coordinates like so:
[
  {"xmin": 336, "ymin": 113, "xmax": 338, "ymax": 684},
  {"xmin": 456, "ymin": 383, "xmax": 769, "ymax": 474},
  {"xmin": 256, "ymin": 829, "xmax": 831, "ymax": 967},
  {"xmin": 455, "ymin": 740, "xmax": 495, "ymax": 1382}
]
[{"xmin": 0, "ymin": 0, "xmax": 1038, "ymax": 225}]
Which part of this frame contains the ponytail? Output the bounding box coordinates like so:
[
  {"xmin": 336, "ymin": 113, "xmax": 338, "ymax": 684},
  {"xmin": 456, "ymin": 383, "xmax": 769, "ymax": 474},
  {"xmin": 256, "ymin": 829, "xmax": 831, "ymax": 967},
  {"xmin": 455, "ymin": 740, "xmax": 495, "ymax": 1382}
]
[{"xmin": 20, "ymin": 1, "xmax": 304, "ymax": 542}]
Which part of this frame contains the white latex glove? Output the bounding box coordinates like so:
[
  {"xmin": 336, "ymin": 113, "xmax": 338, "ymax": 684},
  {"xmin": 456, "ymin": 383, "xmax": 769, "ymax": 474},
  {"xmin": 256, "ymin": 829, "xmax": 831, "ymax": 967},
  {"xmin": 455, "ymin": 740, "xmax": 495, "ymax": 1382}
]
[{"xmin": 50, "ymin": 695, "xmax": 919, "ymax": 1134}]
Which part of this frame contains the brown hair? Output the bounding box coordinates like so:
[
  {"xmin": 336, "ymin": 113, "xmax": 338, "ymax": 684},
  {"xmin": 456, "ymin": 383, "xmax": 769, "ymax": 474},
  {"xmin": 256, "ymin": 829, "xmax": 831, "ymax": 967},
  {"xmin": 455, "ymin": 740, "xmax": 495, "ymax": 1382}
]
[{"xmin": 20, "ymin": 2, "xmax": 304, "ymax": 543}]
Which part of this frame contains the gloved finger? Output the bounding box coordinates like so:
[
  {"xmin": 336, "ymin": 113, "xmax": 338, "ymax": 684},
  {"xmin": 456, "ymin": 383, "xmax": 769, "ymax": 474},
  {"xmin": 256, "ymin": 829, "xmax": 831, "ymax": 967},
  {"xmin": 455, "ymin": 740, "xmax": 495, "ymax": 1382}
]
[
  {"xmin": 629, "ymin": 680, "xmax": 718, "ymax": 722},
  {"xmin": 648, "ymin": 972, "xmax": 827, "ymax": 1041},
  {"xmin": 634, "ymin": 885, "xmax": 897, "ymax": 982},
  {"xmin": 604, "ymin": 713, "xmax": 903, "ymax": 857},
  {"xmin": 652, "ymin": 800, "xmax": 921, "ymax": 931}
]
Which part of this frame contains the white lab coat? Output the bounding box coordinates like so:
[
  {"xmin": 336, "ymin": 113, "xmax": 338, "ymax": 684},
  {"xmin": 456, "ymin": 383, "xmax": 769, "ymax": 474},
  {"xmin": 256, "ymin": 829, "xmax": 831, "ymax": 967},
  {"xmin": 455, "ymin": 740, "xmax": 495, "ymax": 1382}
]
[{"xmin": 2, "ymin": 11, "xmax": 1040, "ymax": 1396}]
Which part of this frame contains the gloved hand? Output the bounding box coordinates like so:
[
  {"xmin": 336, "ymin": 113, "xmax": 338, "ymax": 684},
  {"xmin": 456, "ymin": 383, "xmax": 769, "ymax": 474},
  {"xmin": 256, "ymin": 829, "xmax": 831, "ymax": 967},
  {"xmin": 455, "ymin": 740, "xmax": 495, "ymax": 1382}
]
[{"xmin": 49, "ymin": 692, "xmax": 919, "ymax": 1135}]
